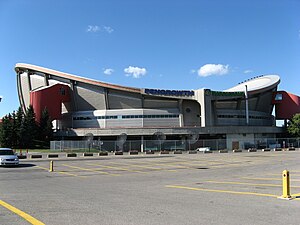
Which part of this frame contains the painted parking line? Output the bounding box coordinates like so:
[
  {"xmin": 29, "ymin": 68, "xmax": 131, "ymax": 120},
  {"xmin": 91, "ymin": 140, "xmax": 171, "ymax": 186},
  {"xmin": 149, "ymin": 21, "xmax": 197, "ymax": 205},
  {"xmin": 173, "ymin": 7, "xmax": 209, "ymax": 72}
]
[
  {"xmin": 241, "ymin": 177, "xmax": 300, "ymax": 182},
  {"xmin": 132, "ymin": 159, "xmax": 193, "ymax": 169},
  {"xmin": 0, "ymin": 199, "xmax": 45, "ymax": 225},
  {"xmin": 87, "ymin": 163, "xmax": 148, "ymax": 174},
  {"xmin": 292, "ymin": 192, "xmax": 300, "ymax": 200},
  {"xmin": 165, "ymin": 185, "xmax": 278, "ymax": 198},
  {"xmin": 35, "ymin": 165, "xmax": 85, "ymax": 178},
  {"xmin": 62, "ymin": 164, "xmax": 120, "ymax": 176},
  {"xmin": 205, "ymin": 180, "xmax": 300, "ymax": 188},
  {"xmin": 108, "ymin": 161, "xmax": 177, "ymax": 172}
]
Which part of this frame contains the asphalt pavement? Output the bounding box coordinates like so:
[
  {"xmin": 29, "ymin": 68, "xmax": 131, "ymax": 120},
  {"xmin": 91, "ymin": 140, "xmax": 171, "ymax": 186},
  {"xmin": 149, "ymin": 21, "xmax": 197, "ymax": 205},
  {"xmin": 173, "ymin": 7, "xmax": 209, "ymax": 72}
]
[{"xmin": 0, "ymin": 151, "xmax": 300, "ymax": 225}]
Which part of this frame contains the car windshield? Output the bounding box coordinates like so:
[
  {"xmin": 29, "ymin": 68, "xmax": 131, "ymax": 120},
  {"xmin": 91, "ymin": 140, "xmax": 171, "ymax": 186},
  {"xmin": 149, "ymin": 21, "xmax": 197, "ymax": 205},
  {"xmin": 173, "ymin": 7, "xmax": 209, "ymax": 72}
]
[{"xmin": 0, "ymin": 150, "xmax": 14, "ymax": 155}]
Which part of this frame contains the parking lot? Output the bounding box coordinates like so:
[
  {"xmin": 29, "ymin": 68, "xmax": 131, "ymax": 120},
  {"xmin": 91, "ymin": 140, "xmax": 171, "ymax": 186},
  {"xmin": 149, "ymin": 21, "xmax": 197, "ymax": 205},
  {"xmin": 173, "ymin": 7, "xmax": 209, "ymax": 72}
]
[{"xmin": 1, "ymin": 151, "xmax": 300, "ymax": 225}]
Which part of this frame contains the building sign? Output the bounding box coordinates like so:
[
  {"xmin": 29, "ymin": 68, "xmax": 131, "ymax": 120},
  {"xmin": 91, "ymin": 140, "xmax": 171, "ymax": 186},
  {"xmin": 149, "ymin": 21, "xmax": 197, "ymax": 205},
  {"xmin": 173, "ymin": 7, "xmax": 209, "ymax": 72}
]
[
  {"xmin": 144, "ymin": 88, "xmax": 194, "ymax": 97},
  {"xmin": 205, "ymin": 89, "xmax": 244, "ymax": 97}
]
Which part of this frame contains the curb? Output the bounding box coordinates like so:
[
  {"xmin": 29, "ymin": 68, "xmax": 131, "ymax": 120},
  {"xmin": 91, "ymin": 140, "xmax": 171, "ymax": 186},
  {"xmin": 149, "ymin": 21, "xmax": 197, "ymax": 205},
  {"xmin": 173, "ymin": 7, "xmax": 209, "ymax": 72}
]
[{"xmin": 233, "ymin": 149, "xmax": 242, "ymax": 153}]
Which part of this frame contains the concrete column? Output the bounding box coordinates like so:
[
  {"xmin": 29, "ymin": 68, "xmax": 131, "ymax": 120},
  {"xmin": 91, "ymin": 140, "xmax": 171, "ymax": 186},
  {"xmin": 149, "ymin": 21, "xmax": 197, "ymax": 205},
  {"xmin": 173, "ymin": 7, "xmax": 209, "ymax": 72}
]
[{"xmin": 141, "ymin": 136, "xmax": 144, "ymax": 152}]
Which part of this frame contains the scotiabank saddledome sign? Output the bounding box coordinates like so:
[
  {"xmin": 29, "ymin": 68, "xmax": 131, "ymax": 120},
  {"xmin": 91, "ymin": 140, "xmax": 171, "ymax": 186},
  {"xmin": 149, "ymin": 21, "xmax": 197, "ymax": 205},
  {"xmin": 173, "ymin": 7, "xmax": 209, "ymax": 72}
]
[{"xmin": 144, "ymin": 88, "xmax": 194, "ymax": 97}]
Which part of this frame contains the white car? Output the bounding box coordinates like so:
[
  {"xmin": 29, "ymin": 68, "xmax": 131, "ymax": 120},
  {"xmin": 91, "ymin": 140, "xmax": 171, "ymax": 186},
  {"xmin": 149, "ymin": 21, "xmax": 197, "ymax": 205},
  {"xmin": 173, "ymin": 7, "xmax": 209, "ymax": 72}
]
[
  {"xmin": 0, "ymin": 148, "xmax": 19, "ymax": 166},
  {"xmin": 196, "ymin": 147, "xmax": 211, "ymax": 152}
]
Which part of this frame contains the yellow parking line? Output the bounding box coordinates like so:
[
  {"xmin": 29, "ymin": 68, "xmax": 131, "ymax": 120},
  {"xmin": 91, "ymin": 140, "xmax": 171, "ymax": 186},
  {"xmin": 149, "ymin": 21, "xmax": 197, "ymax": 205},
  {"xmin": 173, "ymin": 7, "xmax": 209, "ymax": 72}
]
[
  {"xmin": 151, "ymin": 162, "xmax": 192, "ymax": 169},
  {"xmin": 165, "ymin": 185, "xmax": 278, "ymax": 198},
  {"xmin": 87, "ymin": 163, "xmax": 148, "ymax": 174},
  {"xmin": 205, "ymin": 180, "xmax": 300, "ymax": 188},
  {"xmin": 108, "ymin": 162, "xmax": 177, "ymax": 172},
  {"xmin": 242, "ymin": 177, "xmax": 300, "ymax": 182},
  {"xmin": 35, "ymin": 166, "xmax": 84, "ymax": 178},
  {"xmin": 135, "ymin": 160, "xmax": 190, "ymax": 169},
  {"xmin": 62, "ymin": 164, "xmax": 120, "ymax": 176},
  {"xmin": 292, "ymin": 192, "xmax": 300, "ymax": 200},
  {"xmin": 0, "ymin": 199, "xmax": 45, "ymax": 225}
]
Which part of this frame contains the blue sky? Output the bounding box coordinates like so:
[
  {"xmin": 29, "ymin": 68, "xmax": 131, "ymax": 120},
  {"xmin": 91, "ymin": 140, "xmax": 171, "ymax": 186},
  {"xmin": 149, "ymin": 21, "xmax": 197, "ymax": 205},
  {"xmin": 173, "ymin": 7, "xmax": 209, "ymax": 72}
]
[{"xmin": 0, "ymin": 0, "xmax": 300, "ymax": 117}]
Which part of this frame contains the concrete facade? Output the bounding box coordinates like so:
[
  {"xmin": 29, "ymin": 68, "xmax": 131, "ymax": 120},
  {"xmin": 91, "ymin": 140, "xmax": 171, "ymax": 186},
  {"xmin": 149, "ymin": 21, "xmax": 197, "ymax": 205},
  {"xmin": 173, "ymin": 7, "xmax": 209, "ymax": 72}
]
[{"xmin": 15, "ymin": 63, "xmax": 284, "ymax": 150}]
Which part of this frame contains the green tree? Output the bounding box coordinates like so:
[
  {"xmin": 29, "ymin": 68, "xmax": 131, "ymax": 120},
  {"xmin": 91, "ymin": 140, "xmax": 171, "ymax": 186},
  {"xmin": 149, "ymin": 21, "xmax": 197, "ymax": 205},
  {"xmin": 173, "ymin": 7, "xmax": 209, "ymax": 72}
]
[
  {"xmin": 39, "ymin": 108, "xmax": 53, "ymax": 146},
  {"xmin": 287, "ymin": 114, "xmax": 300, "ymax": 137},
  {"xmin": 10, "ymin": 111, "xmax": 18, "ymax": 148},
  {"xmin": 0, "ymin": 105, "xmax": 52, "ymax": 149},
  {"xmin": 15, "ymin": 106, "xmax": 24, "ymax": 147},
  {"xmin": 0, "ymin": 114, "xmax": 13, "ymax": 147},
  {"xmin": 21, "ymin": 105, "xmax": 38, "ymax": 148}
]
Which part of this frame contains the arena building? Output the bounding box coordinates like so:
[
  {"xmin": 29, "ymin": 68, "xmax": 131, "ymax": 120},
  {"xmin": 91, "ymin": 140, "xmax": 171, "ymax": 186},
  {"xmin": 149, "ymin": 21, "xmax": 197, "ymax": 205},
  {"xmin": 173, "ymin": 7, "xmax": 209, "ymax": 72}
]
[{"xmin": 15, "ymin": 63, "xmax": 294, "ymax": 150}]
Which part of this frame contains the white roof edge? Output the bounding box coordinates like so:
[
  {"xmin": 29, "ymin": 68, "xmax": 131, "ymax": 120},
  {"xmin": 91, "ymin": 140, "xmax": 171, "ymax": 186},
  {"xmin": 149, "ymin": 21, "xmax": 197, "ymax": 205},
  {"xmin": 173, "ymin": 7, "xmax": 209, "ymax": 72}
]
[{"xmin": 224, "ymin": 75, "xmax": 280, "ymax": 92}]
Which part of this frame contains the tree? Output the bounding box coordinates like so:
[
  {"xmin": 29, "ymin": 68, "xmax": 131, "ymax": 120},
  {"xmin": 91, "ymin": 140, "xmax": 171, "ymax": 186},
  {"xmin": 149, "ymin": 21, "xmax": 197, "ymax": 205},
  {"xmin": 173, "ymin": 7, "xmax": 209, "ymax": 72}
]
[
  {"xmin": 0, "ymin": 114, "xmax": 13, "ymax": 147},
  {"xmin": 39, "ymin": 108, "xmax": 53, "ymax": 146},
  {"xmin": 287, "ymin": 114, "xmax": 300, "ymax": 137},
  {"xmin": 0, "ymin": 105, "xmax": 53, "ymax": 149},
  {"xmin": 21, "ymin": 105, "xmax": 38, "ymax": 148},
  {"xmin": 10, "ymin": 111, "xmax": 18, "ymax": 148},
  {"xmin": 15, "ymin": 106, "xmax": 24, "ymax": 147}
]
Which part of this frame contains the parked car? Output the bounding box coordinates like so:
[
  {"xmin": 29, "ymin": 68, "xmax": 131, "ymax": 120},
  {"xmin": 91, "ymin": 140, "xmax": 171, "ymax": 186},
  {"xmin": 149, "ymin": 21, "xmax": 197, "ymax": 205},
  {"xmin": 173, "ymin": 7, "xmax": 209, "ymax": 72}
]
[
  {"xmin": 196, "ymin": 147, "xmax": 211, "ymax": 152},
  {"xmin": 0, "ymin": 148, "xmax": 19, "ymax": 166}
]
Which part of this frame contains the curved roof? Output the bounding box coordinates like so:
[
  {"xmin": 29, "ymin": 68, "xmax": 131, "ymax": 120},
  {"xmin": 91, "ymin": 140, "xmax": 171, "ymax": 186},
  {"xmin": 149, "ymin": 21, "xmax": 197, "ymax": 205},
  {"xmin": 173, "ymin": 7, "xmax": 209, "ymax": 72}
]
[
  {"xmin": 15, "ymin": 63, "xmax": 141, "ymax": 94},
  {"xmin": 225, "ymin": 75, "xmax": 280, "ymax": 93}
]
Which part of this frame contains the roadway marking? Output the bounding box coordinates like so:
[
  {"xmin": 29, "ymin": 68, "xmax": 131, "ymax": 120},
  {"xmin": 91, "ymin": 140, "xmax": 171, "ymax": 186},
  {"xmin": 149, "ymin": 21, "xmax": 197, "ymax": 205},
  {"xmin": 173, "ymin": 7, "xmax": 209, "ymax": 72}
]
[
  {"xmin": 108, "ymin": 162, "xmax": 177, "ymax": 172},
  {"xmin": 62, "ymin": 164, "xmax": 120, "ymax": 176},
  {"xmin": 292, "ymin": 192, "xmax": 300, "ymax": 199},
  {"xmin": 0, "ymin": 199, "xmax": 45, "ymax": 225},
  {"xmin": 205, "ymin": 180, "xmax": 300, "ymax": 188},
  {"xmin": 35, "ymin": 166, "xmax": 85, "ymax": 178},
  {"xmin": 242, "ymin": 177, "xmax": 300, "ymax": 182},
  {"xmin": 87, "ymin": 163, "xmax": 148, "ymax": 174},
  {"xmin": 165, "ymin": 185, "xmax": 278, "ymax": 198}
]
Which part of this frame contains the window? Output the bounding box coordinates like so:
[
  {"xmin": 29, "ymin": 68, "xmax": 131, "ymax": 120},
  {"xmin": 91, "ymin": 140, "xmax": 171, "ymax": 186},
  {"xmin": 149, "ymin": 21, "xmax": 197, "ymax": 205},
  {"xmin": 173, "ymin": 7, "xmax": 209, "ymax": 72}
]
[{"xmin": 275, "ymin": 93, "xmax": 283, "ymax": 101}]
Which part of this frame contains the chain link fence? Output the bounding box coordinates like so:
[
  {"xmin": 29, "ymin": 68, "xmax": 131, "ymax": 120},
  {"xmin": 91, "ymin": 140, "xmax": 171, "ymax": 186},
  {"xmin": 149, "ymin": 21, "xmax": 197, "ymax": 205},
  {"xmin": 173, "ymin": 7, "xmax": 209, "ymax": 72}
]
[{"xmin": 50, "ymin": 138, "xmax": 300, "ymax": 152}]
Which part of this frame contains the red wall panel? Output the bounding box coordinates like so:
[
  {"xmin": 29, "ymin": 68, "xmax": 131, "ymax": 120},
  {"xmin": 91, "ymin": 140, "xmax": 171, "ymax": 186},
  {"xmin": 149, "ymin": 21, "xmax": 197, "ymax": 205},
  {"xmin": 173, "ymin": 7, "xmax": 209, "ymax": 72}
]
[
  {"xmin": 30, "ymin": 84, "xmax": 70, "ymax": 123},
  {"xmin": 273, "ymin": 91, "xmax": 300, "ymax": 120}
]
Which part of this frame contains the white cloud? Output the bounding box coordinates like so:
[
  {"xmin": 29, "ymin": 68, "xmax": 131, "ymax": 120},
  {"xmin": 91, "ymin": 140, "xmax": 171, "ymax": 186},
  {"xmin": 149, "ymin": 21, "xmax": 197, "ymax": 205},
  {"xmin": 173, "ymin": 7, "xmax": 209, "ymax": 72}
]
[
  {"xmin": 124, "ymin": 66, "xmax": 147, "ymax": 78},
  {"xmin": 198, "ymin": 64, "xmax": 229, "ymax": 77},
  {"xmin": 86, "ymin": 25, "xmax": 100, "ymax": 32},
  {"xmin": 103, "ymin": 26, "xmax": 114, "ymax": 34},
  {"xmin": 103, "ymin": 68, "xmax": 114, "ymax": 75},
  {"xmin": 244, "ymin": 70, "xmax": 253, "ymax": 74}
]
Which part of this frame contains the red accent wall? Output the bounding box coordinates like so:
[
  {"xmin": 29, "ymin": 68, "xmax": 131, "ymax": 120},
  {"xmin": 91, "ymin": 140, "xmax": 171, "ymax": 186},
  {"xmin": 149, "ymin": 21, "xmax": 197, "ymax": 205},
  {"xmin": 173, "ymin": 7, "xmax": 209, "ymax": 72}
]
[
  {"xmin": 30, "ymin": 84, "xmax": 70, "ymax": 123},
  {"xmin": 273, "ymin": 91, "xmax": 300, "ymax": 120}
]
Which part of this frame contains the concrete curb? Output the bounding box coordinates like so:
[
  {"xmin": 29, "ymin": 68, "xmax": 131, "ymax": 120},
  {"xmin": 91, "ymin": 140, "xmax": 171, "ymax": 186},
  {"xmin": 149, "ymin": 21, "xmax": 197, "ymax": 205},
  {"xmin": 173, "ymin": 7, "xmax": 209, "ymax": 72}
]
[
  {"xmin": 233, "ymin": 149, "xmax": 242, "ymax": 153},
  {"xmin": 99, "ymin": 152, "xmax": 108, "ymax": 156},
  {"xmin": 115, "ymin": 152, "xmax": 123, "ymax": 155},
  {"xmin": 203, "ymin": 151, "xmax": 213, "ymax": 154},
  {"xmin": 219, "ymin": 150, "xmax": 228, "ymax": 153},
  {"xmin": 129, "ymin": 151, "xmax": 139, "ymax": 155},
  {"xmin": 174, "ymin": 151, "xmax": 183, "ymax": 154},
  {"xmin": 248, "ymin": 149, "xmax": 257, "ymax": 152},
  {"xmin": 188, "ymin": 150, "xmax": 197, "ymax": 154},
  {"xmin": 31, "ymin": 154, "xmax": 43, "ymax": 159}
]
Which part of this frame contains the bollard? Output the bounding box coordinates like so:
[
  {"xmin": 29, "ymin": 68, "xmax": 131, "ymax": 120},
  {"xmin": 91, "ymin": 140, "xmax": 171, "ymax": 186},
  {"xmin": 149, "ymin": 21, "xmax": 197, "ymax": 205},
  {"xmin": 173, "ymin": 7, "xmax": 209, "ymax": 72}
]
[
  {"xmin": 279, "ymin": 170, "xmax": 293, "ymax": 200},
  {"xmin": 49, "ymin": 160, "xmax": 54, "ymax": 172}
]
